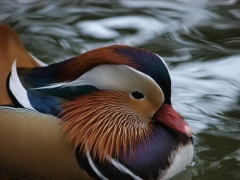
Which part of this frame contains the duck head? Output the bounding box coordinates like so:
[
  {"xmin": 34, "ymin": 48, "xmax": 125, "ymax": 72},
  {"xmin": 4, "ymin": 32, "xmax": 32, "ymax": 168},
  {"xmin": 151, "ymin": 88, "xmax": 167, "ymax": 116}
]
[{"xmin": 8, "ymin": 45, "xmax": 193, "ymax": 180}]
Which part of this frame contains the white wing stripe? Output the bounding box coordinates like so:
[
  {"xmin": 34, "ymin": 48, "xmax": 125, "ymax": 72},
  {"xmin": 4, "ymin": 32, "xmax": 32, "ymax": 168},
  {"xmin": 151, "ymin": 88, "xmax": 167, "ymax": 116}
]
[
  {"xmin": 109, "ymin": 157, "xmax": 143, "ymax": 180},
  {"xmin": 86, "ymin": 151, "xmax": 109, "ymax": 180},
  {"xmin": 9, "ymin": 59, "xmax": 36, "ymax": 111}
]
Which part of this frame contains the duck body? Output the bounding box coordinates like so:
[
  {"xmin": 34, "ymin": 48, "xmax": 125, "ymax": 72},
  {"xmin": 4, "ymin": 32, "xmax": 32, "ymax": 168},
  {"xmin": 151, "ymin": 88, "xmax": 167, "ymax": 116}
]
[
  {"xmin": 0, "ymin": 24, "xmax": 193, "ymax": 180},
  {"xmin": 0, "ymin": 107, "xmax": 90, "ymax": 180}
]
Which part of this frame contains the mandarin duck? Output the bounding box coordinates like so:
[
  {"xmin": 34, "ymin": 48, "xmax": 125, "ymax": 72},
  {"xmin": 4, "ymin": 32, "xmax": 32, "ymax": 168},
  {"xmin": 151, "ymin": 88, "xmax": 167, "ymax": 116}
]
[{"xmin": 0, "ymin": 24, "xmax": 193, "ymax": 180}]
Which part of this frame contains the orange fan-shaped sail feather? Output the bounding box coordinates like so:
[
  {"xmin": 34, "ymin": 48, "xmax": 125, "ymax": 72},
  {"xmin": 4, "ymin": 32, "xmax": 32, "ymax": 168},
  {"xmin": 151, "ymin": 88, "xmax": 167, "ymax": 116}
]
[{"xmin": 0, "ymin": 24, "xmax": 40, "ymax": 105}]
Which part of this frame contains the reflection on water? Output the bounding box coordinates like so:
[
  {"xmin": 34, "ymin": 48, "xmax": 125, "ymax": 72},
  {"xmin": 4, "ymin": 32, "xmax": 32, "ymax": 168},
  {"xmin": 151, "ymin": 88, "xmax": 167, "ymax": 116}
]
[{"xmin": 0, "ymin": 0, "xmax": 240, "ymax": 179}]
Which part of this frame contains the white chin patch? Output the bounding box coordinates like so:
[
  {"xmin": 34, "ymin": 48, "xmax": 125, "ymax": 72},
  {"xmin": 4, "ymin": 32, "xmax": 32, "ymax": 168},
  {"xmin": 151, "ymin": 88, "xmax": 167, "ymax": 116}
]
[{"xmin": 160, "ymin": 143, "xmax": 194, "ymax": 180}]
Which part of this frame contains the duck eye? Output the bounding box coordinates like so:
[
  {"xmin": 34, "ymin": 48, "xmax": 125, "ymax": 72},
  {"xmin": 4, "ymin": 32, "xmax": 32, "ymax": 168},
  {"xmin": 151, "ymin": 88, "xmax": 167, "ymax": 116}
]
[{"xmin": 131, "ymin": 91, "xmax": 144, "ymax": 99}]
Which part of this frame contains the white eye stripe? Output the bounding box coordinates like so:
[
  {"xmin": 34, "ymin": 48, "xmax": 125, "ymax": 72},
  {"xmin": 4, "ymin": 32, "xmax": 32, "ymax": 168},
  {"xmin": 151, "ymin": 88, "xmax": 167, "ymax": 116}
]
[
  {"xmin": 68, "ymin": 65, "xmax": 163, "ymax": 100},
  {"xmin": 66, "ymin": 65, "xmax": 157, "ymax": 90},
  {"xmin": 31, "ymin": 64, "xmax": 165, "ymax": 108},
  {"xmin": 33, "ymin": 64, "xmax": 163, "ymax": 97}
]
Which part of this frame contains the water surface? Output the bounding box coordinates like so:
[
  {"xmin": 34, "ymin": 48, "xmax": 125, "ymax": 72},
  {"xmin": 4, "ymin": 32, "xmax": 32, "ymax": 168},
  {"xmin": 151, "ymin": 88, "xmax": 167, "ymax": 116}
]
[{"xmin": 0, "ymin": 0, "xmax": 240, "ymax": 179}]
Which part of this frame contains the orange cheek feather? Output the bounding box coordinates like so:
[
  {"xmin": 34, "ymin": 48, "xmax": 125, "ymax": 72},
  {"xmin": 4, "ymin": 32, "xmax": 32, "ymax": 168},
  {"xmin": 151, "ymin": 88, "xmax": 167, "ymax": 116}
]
[{"xmin": 59, "ymin": 91, "xmax": 152, "ymax": 163}]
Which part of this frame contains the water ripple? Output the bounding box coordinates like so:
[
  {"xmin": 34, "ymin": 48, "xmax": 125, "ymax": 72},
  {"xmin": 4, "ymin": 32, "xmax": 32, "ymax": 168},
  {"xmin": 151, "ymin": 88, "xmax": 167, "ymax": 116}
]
[{"xmin": 0, "ymin": 0, "xmax": 240, "ymax": 179}]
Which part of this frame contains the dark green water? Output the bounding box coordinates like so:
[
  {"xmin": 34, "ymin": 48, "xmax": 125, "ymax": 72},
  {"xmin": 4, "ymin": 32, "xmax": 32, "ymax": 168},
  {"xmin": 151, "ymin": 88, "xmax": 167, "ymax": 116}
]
[{"xmin": 1, "ymin": 0, "xmax": 240, "ymax": 179}]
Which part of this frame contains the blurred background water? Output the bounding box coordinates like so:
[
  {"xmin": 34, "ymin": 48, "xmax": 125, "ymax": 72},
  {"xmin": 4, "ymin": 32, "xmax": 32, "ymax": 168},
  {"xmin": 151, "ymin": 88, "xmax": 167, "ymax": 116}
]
[{"xmin": 0, "ymin": 0, "xmax": 240, "ymax": 179}]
